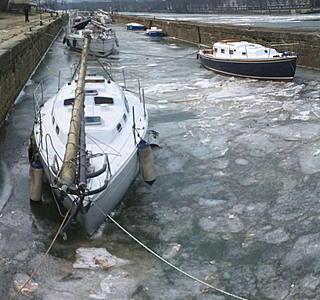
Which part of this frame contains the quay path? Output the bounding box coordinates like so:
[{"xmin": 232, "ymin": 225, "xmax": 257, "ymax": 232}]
[{"xmin": 0, "ymin": 12, "xmax": 58, "ymax": 46}]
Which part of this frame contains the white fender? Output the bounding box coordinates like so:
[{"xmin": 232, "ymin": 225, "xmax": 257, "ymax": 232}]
[
  {"xmin": 138, "ymin": 140, "xmax": 156, "ymax": 185},
  {"xmin": 30, "ymin": 160, "xmax": 43, "ymax": 202}
]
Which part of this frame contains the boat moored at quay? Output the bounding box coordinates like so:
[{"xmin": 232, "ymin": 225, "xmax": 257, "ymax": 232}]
[
  {"xmin": 197, "ymin": 40, "xmax": 297, "ymax": 81},
  {"xmin": 126, "ymin": 22, "xmax": 145, "ymax": 30},
  {"xmin": 146, "ymin": 27, "xmax": 165, "ymax": 37},
  {"xmin": 64, "ymin": 18, "xmax": 118, "ymax": 57},
  {"xmin": 29, "ymin": 38, "xmax": 156, "ymax": 235}
]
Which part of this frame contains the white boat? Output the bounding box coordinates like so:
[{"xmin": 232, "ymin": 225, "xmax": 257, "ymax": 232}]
[
  {"xmin": 146, "ymin": 27, "xmax": 165, "ymax": 37},
  {"xmin": 64, "ymin": 20, "xmax": 117, "ymax": 57},
  {"xmin": 126, "ymin": 23, "xmax": 145, "ymax": 30},
  {"xmin": 197, "ymin": 40, "xmax": 297, "ymax": 80},
  {"xmin": 30, "ymin": 68, "xmax": 154, "ymax": 234}
]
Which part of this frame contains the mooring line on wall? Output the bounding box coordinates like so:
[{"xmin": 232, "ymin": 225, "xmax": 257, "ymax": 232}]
[
  {"xmin": 92, "ymin": 202, "xmax": 249, "ymax": 300},
  {"xmin": 25, "ymin": 25, "xmax": 65, "ymax": 78}
]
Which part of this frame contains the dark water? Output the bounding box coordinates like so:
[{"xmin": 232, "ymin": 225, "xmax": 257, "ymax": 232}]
[{"xmin": 2, "ymin": 19, "xmax": 320, "ymax": 299}]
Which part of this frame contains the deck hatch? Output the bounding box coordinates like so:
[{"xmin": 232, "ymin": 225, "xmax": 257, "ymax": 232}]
[
  {"xmin": 64, "ymin": 98, "xmax": 74, "ymax": 106},
  {"xmin": 85, "ymin": 116, "xmax": 102, "ymax": 125},
  {"xmin": 85, "ymin": 90, "xmax": 98, "ymax": 95},
  {"xmin": 94, "ymin": 96, "xmax": 114, "ymax": 104}
]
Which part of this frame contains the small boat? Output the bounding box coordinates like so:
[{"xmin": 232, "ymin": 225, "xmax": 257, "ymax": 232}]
[
  {"xmin": 29, "ymin": 38, "xmax": 156, "ymax": 235},
  {"xmin": 197, "ymin": 40, "xmax": 297, "ymax": 81},
  {"xmin": 64, "ymin": 20, "xmax": 117, "ymax": 57},
  {"xmin": 126, "ymin": 23, "xmax": 145, "ymax": 30},
  {"xmin": 146, "ymin": 27, "xmax": 165, "ymax": 37}
]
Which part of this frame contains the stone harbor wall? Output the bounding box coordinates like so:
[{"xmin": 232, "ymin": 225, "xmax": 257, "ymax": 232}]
[{"xmin": 0, "ymin": 14, "xmax": 67, "ymax": 125}]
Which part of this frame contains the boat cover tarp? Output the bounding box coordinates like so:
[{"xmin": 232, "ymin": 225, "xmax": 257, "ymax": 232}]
[{"xmin": 72, "ymin": 19, "xmax": 91, "ymax": 30}]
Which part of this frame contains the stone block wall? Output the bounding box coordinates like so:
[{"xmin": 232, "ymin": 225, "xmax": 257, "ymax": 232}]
[{"xmin": 0, "ymin": 15, "xmax": 67, "ymax": 125}]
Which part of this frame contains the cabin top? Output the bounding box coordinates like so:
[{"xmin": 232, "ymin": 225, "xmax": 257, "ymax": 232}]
[
  {"xmin": 212, "ymin": 40, "xmax": 296, "ymax": 59},
  {"xmin": 126, "ymin": 23, "xmax": 144, "ymax": 26},
  {"xmin": 51, "ymin": 74, "xmax": 131, "ymax": 143}
]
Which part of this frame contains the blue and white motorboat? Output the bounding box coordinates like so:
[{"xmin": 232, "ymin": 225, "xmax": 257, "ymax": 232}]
[
  {"xmin": 126, "ymin": 23, "xmax": 145, "ymax": 30},
  {"xmin": 197, "ymin": 39, "xmax": 297, "ymax": 81},
  {"xmin": 146, "ymin": 27, "xmax": 165, "ymax": 37}
]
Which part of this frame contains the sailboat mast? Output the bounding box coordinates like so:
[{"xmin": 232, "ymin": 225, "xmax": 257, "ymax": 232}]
[{"xmin": 59, "ymin": 36, "xmax": 90, "ymax": 194}]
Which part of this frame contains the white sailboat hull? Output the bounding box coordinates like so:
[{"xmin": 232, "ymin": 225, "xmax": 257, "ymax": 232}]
[
  {"xmin": 67, "ymin": 36, "xmax": 116, "ymax": 57},
  {"xmin": 40, "ymin": 139, "xmax": 141, "ymax": 235},
  {"xmin": 32, "ymin": 74, "xmax": 149, "ymax": 234}
]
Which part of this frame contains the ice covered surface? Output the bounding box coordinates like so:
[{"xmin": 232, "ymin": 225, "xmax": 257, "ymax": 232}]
[
  {"xmin": 3, "ymin": 23, "xmax": 320, "ymax": 300},
  {"xmin": 137, "ymin": 59, "xmax": 320, "ymax": 298},
  {"xmin": 73, "ymin": 247, "xmax": 128, "ymax": 269}
]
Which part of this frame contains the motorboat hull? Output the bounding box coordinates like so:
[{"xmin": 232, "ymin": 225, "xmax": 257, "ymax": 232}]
[
  {"xmin": 146, "ymin": 32, "xmax": 164, "ymax": 37},
  {"xmin": 126, "ymin": 25, "xmax": 145, "ymax": 30},
  {"xmin": 198, "ymin": 52, "xmax": 297, "ymax": 81}
]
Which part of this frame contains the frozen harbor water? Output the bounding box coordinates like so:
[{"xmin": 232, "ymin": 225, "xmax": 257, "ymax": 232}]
[
  {"xmin": 124, "ymin": 12, "xmax": 320, "ymax": 29},
  {"xmin": 1, "ymin": 22, "xmax": 320, "ymax": 299}
]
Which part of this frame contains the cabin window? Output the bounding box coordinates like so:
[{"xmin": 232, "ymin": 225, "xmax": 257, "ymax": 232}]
[
  {"xmin": 56, "ymin": 125, "xmax": 60, "ymax": 135},
  {"xmin": 214, "ymin": 48, "xmax": 218, "ymax": 52},
  {"xmin": 264, "ymin": 50, "xmax": 268, "ymax": 53},
  {"xmin": 52, "ymin": 116, "xmax": 55, "ymax": 124},
  {"xmin": 64, "ymin": 98, "xmax": 74, "ymax": 106},
  {"xmin": 85, "ymin": 116, "xmax": 101, "ymax": 125},
  {"xmin": 85, "ymin": 90, "xmax": 98, "ymax": 95},
  {"xmin": 221, "ymin": 49, "xmax": 225, "ymax": 54},
  {"xmin": 123, "ymin": 113, "xmax": 127, "ymax": 122},
  {"xmin": 229, "ymin": 50, "xmax": 234, "ymax": 55},
  {"xmin": 124, "ymin": 96, "xmax": 129, "ymax": 113},
  {"xmin": 117, "ymin": 123, "xmax": 122, "ymax": 132},
  {"xmin": 242, "ymin": 52, "xmax": 246, "ymax": 55},
  {"xmin": 86, "ymin": 79, "xmax": 104, "ymax": 83},
  {"xmin": 94, "ymin": 97, "xmax": 114, "ymax": 104}
]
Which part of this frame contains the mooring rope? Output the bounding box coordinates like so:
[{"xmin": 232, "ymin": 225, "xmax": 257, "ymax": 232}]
[
  {"xmin": 119, "ymin": 50, "xmax": 198, "ymax": 60},
  {"xmin": 91, "ymin": 202, "xmax": 249, "ymax": 300},
  {"xmin": 9, "ymin": 208, "xmax": 71, "ymax": 300},
  {"xmin": 26, "ymin": 25, "xmax": 69, "ymax": 79},
  {"xmin": 26, "ymin": 34, "xmax": 59, "ymax": 77}
]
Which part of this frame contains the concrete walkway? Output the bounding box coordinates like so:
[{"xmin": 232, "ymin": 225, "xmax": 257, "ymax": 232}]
[
  {"xmin": 0, "ymin": 12, "xmax": 62, "ymax": 47},
  {"xmin": 0, "ymin": 12, "xmax": 67, "ymax": 125}
]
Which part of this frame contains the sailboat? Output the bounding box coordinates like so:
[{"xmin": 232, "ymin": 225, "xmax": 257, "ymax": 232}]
[
  {"xmin": 64, "ymin": 18, "xmax": 118, "ymax": 57},
  {"xmin": 29, "ymin": 38, "xmax": 155, "ymax": 235}
]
